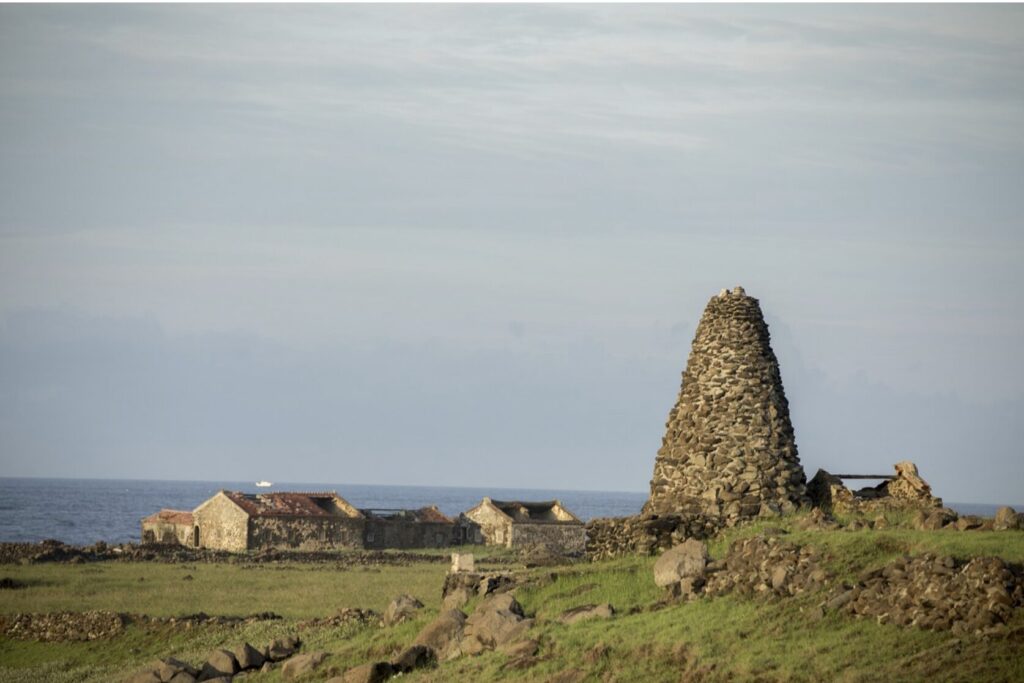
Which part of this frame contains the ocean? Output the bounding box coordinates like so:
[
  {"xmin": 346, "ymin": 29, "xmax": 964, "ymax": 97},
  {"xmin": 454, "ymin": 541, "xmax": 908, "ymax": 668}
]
[{"xmin": 0, "ymin": 477, "xmax": 1012, "ymax": 546}]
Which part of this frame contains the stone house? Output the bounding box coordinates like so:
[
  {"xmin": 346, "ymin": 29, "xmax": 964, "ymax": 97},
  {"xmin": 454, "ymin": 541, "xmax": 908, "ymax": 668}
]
[
  {"xmin": 191, "ymin": 491, "xmax": 366, "ymax": 552},
  {"xmin": 463, "ymin": 498, "xmax": 586, "ymax": 555},
  {"xmin": 363, "ymin": 506, "xmax": 458, "ymax": 549},
  {"xmin": 141, "ymin": 509, "xmax": 194, "ymax": 545}
]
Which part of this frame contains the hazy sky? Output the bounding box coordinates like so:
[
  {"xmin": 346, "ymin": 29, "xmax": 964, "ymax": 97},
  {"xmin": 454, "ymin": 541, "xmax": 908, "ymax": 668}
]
[{"xmin": 1, "ymin": 5, "xmax": 1022, "ymax": 504}]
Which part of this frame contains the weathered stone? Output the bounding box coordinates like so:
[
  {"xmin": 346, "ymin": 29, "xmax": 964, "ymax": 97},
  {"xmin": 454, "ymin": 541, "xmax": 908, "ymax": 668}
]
[
  {"xmin": 156, "ymin": 657, "xmax": 199, "ymax": 680},
  {"xmin": 450, "ymin": 553, "xmax": 475, "ymax": 573},
  {"xmin": 199, "ymin": 649, "xmax": 238, "ymax": 679},
  {"xmin": 462, "ymin": 593, "xmax": 533, "ymax": 651},
  {"xmin": 653, "ymin": 539, "xmax": 708, "ymax": 588},
  {"xmin": 281, "ymin": 651, "xmax": 329, "ymax": 680},
  {"xmin": 391, "ymin": 644, "xmax": 435, "ymax": 673},
  {"xmin": 126, "ymin": 672, "xmax": 161, "ymax": 683},
  {"xmin": 233, "ymin": 642, "xmax": 264, "ymax": 670},
  {"xmin": 266, "ymin": 636, "xmax": 300, "ymax": 661},
  {"xmin": 557, "ymin": 603, "xmax": 614, "ymax": 625},
  {"xmin": 332, "ymin": 662, "xmax": 395, "ymax": 683},
  {"xmin": 994, "ymin": 506, "xmax": 1019, "ymax": 531},
  {"xmin": 383, "ymin": 594, "xmax": 423, "ymax": 627},
  {"xmin": 412, "ymin": 609, "xmax": 467, "ymax": 661},
  {"xmin": 644, "ymin": 288, "xmax": 807, "ymax": 524}
]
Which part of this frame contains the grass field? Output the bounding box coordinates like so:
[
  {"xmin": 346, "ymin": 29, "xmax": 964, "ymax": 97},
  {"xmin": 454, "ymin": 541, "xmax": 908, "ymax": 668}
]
[{"xmin": 1, "ymin": 515, "xmax": 1023, "ymax": 682}]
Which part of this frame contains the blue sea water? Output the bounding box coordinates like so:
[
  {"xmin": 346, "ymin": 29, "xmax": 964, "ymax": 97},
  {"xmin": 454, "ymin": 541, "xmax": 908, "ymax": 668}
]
[
  {"xmin": 0, "ymin": 478, "xmax": 1014, "ymax": 546},
  {"xmin": 0, "ymin": 478, "xmax": 648, "ymax": 545}
]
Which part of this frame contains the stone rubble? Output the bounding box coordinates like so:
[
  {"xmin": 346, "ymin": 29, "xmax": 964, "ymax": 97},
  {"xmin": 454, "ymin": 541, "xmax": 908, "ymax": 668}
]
[
  {"xmin": 830, "ymin": 553, "xmax": 1024, "ymax": 634},
  {"xmin": 127, "ymin": 635, "xmax": 302, "ymax": 683},
  {"xmin": 703, "ymin": 536, "xmax": 829, "ymax": 598},
  {"xmin": 644, "ymin": 287, "xmax": 807, "ymax": 526},
  {"xmin": 807, "ymin": 461, "xmax": 942, "ymax": 513}
]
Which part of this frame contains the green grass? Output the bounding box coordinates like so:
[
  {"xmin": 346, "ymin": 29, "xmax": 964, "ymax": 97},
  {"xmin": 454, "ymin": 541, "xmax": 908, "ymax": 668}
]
[{"xmin": 2, "ymin": 519, "xmax": 1023, "ymax": 682}]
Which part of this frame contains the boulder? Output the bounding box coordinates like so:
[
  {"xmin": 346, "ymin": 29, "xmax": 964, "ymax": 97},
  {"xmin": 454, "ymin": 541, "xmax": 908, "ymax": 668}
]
[
  {"xmin": 557, "ymin": 603, "xmax": 615, "ymax": 625},
  {"xmin": 281, "ymin": 651, "xmax": 329, "ymax": 680},
  {"xmin": 442, "ymin": 586, "xmax": 472, "ymax": 611},
  {"xmin": 461, "ymin": 593, "xmax": 533, "ymax": 653},
  {"xmin": 391, "ymin": 644, "xmax": 435, "ymax": 673},
  {"xmin": 412, "ymin": 609, "xmax": 467, "ymax": 661},
  {"xmin": 994, "ymin": 506, "xmax": 1019, "ymax": 531},
  {"xmin": 383, "ymin": 594, "xmax": 424, "ymax": 627},
  {"xmin": 266, "ymin": 636, "xmax": 300, "ymax": 661},
  {"xmin": 653, "ymin": 539, "xmax": 708, "ymax": 588},
  {"xmin": 155, "ymin": 658, "xmax": 199, "ymax": 681},
  {"xmin": 198, "ymin": 649, "xmax": 238, "ymax": 680},
  {"xmin": 334, "ymin": 662, "xmax": 394, "ymax": 683},
  {"xmin": 127, "ymin": 672, "xmax": 161, "ymax": 683},
  {"xmin": 167, "ymin": 674, "xmax": 197, "ymax": 683},
  {"xmin": 233, "ymin": 642, "xmax": 265, "ymax": 670}
]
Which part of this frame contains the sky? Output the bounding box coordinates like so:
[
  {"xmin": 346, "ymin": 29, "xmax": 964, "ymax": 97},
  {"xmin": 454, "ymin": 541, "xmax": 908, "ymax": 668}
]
[{"xmin": 0, "ymin": 5, "xmax": 1022, "ymax": 504}]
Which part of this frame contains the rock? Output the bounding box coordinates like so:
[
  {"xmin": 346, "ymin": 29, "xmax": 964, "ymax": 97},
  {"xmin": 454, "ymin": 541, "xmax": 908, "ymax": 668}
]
[
  {"xmin": 233, "ymin": 642, "xmax": 265, "ymax": 670},
  {"xmin": 994, "ymin": 506, "xmax": 1019, "ymax": 531},
  {"xmin": 281, "ymin": 651, "xmax": 329, "ymax": 680},
  {"xmin": 266, "ymin": 636, "xmax": 300, "ymax": 661},
  {"xmin": 391, "ymin": 644, "xmax": 435, "ymax": 673},
  {"xmin": 461, "ymin": 593, "xmax": 533, "ymax": 653},
  {"xmin": 167, "ymin": 674, "xmax": 197, "ymax": 683},
  {"xmin": 498, "ymin": 638, "xmax": 539, "ymax": 658},
  {"xmin": 653, "ymin": 539, "xmax": 708, "ymax": 588},
  {"xmin": 155, "ymin": 657, "xmax": 199, "ymax": 681},
  {"xmin": 442, "ymin": 586, "xmax": 472, "ymax": 611},
  {"xmin": 126, "ymin": 672, "xmax": 161, "ymax": 683},
  {"xmin": 334, "ymin": 662, "xmax": 394, "ymax": 683},
  {"xmin": 383, "ymin": 594, "xmax": 423, "ymax": 627},
  {"xmin": 199, "ymin": 649, "xmax": 238, "ymax": 679},
  {"xmin": 955, "ymin": 516, "xmax": 983, "ymax": 531},
  {"xmin": 412, "ymin": 609, "xmax": 467, "ymax": 661},
  {"xmin": 558, "ymin": 603, "xmax": 614, "ymax": 625}
]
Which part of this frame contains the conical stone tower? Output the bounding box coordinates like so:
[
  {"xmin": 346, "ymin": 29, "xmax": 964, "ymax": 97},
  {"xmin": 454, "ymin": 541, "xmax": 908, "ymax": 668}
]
[{"xmin": 644, "ymin": 286, "xmax": 807, "ymax": 524}]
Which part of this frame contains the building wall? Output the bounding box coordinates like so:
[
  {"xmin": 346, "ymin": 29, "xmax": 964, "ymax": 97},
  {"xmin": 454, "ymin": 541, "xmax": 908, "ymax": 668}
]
[
  {"xmin": 509, "ymin": 523, "xmax": 586, "ymax": 555},
  {"xmin": 141, "ymin": 520, "xmax": 192, "ymax": 546},
  {"xmin": 464, "ymin": 504, "xmax": 513, "ymax": 547},
  {"xmin": 363, "ymin": 519, "xmax": 457, "ymax": 549},
  {"xmin": 193, "ymin": 493, "xmax": 249, "ymax": 552},
  {"xmin": 248, "ymin": 516, "xmax": 365, "ymax": 551}
]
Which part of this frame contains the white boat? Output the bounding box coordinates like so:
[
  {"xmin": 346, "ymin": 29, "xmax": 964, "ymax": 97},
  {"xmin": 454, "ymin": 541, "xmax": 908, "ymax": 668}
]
[{"xmin": 255, "ymin": 481, "xmax": 273, "ymax": 488}]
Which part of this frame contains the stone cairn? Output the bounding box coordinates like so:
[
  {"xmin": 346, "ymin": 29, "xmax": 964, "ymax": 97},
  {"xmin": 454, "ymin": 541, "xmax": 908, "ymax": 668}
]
[{"xmin": 644, "ymin": 286, "xmax": 807, "ymax": 525}]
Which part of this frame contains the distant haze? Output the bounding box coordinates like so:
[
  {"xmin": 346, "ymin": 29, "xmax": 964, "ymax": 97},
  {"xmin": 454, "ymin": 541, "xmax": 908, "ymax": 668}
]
[{"xmin": 1, "ymin": 5, "xmax": 1022, "ymax": 505}]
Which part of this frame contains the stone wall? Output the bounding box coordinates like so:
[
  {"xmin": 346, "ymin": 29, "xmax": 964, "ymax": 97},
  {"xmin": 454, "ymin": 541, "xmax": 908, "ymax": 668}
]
[
  {"xmin": 141, "ymin": 520, "xmax": 192, "ymax": 546},
  {"xmin": 807, "ymin": 461, "xmax": 942, "ymax": 514},
  {"xmin": 248, "ymin": 517, "xmax": 364, "ymax": 551},
  {"xmin": 644, "ymin": 287, "xmax": 807, "ymax": 525},
  {"xmin": 509, "ymin": 523, "xmax": 585, "ymax": 555},
  {"xmin": 193, "ymin": 493, "xmax": 249, "ymax": 553},
  {"xmin": 363, "ymin": 520, "xmax": 457, "ymax": 550},
  {"xmin": 585, "ymin": 514, "xmax": 720, "ymax": 561}
]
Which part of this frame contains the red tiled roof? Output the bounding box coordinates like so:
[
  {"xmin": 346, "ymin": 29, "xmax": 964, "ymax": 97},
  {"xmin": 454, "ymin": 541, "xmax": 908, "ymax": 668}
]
[
  {"xmin": 222, "ymin": 491, "xmax": 359, "ymax": 518},
  {"xmin": 142, "ymin": 509, "xmax": 194, "ymax": 525}
]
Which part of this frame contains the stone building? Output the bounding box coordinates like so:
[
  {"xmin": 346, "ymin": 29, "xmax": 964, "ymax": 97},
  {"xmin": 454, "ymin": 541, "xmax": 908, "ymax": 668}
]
[
  {"xmin": 644, "ymin": 286, "xmax": 807, "ymax": 525},
  {"xmin": 141, "ymin": 509, "xmax": 194, "ymax": 546},
  {"xmin": 363, "ymin": 506, "xmax": 458, "ymax": 549},
  {"xmin": 191, "ymin": 491, "xmax": 366, "ymax": 552},
  {"xmin": 463, "ymin": 498, "xmax": 585, "ymax": 555},
  {"xmin": 148, "ymin": 491, "xmax": 463, "ymax": 552}
]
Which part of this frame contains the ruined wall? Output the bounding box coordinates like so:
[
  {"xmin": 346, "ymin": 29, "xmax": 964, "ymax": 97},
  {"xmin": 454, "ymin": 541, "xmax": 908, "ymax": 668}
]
[
  {"xmin": 644, "ymin": 287, "xmax": 807, "ymax": 525},
  {"xmin": 140, "ymin": 520, "xmax": 192, "ymax": 546},
  {"xmin": 363, "ymin": 520, "xmax": 457, "ymax": 550},
  {"xmin": 585, "ymin": 514, "xmax": 721, "ymax": 561},
  {"xmin": 509, "ymin": 523, "xmax": 586, "ymax": 555},
  {"xmin": 193, "ymin": 493, "xmax": 249, "ymax": 552},
  {"xmin": 247, "ymin": 516, "xmax": 364, "ymax": 551}
]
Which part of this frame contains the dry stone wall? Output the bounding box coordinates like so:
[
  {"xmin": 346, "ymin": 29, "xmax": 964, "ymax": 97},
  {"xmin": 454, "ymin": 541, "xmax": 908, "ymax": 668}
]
[
  {"xmin": 585, "ymin": 514, "xmax": 720, "ymax": 561},
  {"xmin": 645, "ymin": 287, "xmax": 807, "ymax": 524}
]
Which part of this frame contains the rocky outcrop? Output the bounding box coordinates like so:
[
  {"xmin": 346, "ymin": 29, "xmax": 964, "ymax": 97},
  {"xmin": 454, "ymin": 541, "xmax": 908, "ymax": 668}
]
[
  {"xmin": 830, "ymin": 554, "xmax": 1024, "ymax": 634},
  {"xmin": 440, "ymin": 570, "xmax": 515, "ymax": 610},
  {"xmin": 585, "ymin": 514, "xmax": 720, "ymax": 561},
  {"xmin": 644, "ymin": 287, "xmax": 807, "ymax": 525},
  {"xmin": 994, "ymin": 506, "xmax": 1021, "ymax": 531}
]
